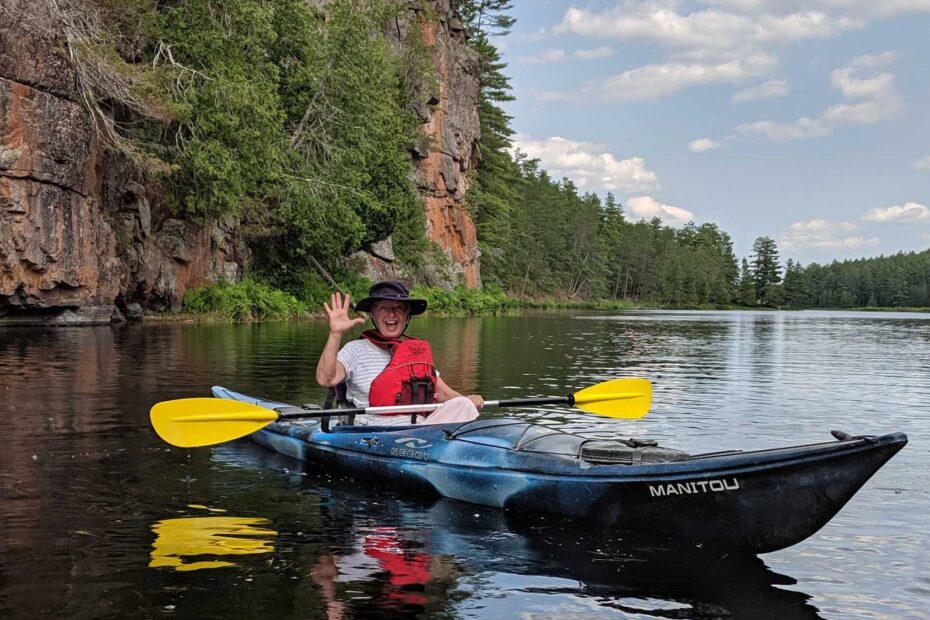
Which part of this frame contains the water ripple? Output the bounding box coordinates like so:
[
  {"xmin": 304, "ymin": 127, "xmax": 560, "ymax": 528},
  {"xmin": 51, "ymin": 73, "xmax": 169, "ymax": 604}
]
[{"xmin": 1, "ymin": 311, "xmax": 927, "ymax": 619}]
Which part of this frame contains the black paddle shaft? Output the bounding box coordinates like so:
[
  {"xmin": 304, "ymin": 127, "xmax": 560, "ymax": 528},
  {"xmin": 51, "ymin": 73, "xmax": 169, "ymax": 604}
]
[
  {"xmin": 490, "ymin": 396, "xmax": 574, "ymax": 408},
  {"xmin": 274, "ymin": 395, "xmax": 575, "ymax": 420},
  {"xmin": 276, "ymin": 405, "xmax": 366, "ymax": 419}
]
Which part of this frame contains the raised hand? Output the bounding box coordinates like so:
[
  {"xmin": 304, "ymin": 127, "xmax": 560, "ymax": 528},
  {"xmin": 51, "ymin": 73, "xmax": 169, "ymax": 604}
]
[{"xmin": 323, "ymin": 292, "xmax": 365, "ymax": 335}]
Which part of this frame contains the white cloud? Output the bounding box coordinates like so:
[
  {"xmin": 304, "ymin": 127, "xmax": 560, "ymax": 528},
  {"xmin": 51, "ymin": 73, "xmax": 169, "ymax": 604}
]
[
  {"xmin": 849, "ymin": 51, "xmax": 898, "ymax": 67},
  {"xmin": 863, "ymin": 202, "xmax": 930, "ymax": 223},
  {"xmin": 860, "ymin": 1, "xmax": 930, "ymax": 18},
  {"xmin": 555, "ymin": 6, "xmax": 859, "ymax": 60},
  {"xmin": 780, "ymin": 218, "xmax": 878, "ymax": 251},
  {"xmin": 830, "ymin": 67, "xmax": 895, "ymax": 99},
  {"xmin": 574, "ymin": 45, "xmax": 613, "ymax": 60},
  {"xmin": 734, "ymin": 56, "xmax": 901, "ymax": 143},
  {"xmin": 518, "ymin": 46, "xmax": 614, "ymax": 65},
  {"xmin": 548, "ymin": 2, "xmax": 924, "ymax": 104},
  {"xmin": 733, "ymin": 80, "xmax": 788, "ymax": 102},
  {"xmin": 627, "ymin": 196, "xmax": 694, "ymax": 226},
  {"xmin": 912, "ymin": 156, "xmax": 930, "ymax": 171},
  {"xmin": 822, "ymin": 97, "xmax": 901, "ymax": 125},
  {"xmin": 517, "ymin": 49, "xmax": 567, "ymax": 65},
  {"xmin": 689, "ymin": 138, "xmax": 723, "ymax": 153},
  {"xmin": 598, "ymin": 54, "xmax": 776, "ymax": 101},
  {"xmin": 701, "ymin": 2, "xmax": 930, "ymax": 20},
  {"xmin": 735, "ymin": 117, "xmax": 831, "ymax": 142},
  {"xmin": 512, "ymin": 135, "xmax": 660, "ymax": 192}
]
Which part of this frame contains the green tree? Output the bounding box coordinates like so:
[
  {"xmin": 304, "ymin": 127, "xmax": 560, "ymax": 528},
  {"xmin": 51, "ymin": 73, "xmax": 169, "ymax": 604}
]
[
  {"xmin": 153, "ymin": 0, "xmax": 286, "ymax": 218},
  {"xmin": 782, "ymin": 258, "xmax": 809, "ymax": 307},
  {"xmin": 467, "ymin": 26, "xmax": 522, "ymax": 287},
  {"xmin": 601, "ymin": 193, "xmax": 628, "ymax": 299},
  {"xmin": 738, "ymin": 258, "xmax": 756, "ymax": 306},
  {"xmin": 136, "ymin": 0, "xmax": 426, "ymax": 289},
  {"xmin": 751, "ymin": 236, "xmax": 782, "ymax": 306},
  {"xmin": 454, "ymin": 0, "xmax": 515, "ymax": 36}
]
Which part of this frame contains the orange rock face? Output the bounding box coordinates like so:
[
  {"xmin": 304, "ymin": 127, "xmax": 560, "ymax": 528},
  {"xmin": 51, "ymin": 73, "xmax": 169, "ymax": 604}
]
[
  {"xmin": 0, "ymin": 1, "xmax": 246, "ymax": 322},
  {"xmin": 0, "ymin": 75, "xmax": 121, "ymax": 309},
  {"xmin": 410, "ymin": 6, "xmax": 482, "ymax": 288}
]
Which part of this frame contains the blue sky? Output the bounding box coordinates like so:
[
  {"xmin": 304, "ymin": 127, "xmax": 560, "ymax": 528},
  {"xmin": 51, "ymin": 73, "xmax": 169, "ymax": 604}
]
[{"xmin": 493, "ymin": 1, "xmax": 930, "ymax": 264}]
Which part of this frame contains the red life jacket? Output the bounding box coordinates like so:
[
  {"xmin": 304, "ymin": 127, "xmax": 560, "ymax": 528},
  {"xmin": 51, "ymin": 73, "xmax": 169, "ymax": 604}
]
[{"xmin": 361, "ymin": 330, "xmax": 437, "ymax": 412}]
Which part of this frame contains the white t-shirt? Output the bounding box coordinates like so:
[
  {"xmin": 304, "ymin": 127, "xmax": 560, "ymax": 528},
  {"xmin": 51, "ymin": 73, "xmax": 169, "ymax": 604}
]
[{"xmin": 336, "ymin": 339, "xmax": 392, "ymax": 407}]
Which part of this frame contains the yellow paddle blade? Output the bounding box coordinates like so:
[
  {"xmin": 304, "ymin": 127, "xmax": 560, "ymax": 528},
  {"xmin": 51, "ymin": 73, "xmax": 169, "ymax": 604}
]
[
  {"xmin": 572, "ymin": 378, "xmax": 652, "ymax": 418},
  {"xmin": 150, "ymin": 398, "xmax": 278, "ymax": 448}
]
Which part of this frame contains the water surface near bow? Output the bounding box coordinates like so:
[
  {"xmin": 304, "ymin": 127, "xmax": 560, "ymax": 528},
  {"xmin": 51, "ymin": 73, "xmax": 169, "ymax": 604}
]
[{"xmin": 1, "ymin": 310, "xmax": 927, "ymax": 619}]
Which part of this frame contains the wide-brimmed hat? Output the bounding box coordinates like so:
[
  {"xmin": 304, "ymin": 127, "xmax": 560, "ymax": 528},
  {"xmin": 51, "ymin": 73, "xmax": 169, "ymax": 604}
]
[{"xmin": 355, "ymin": 280, "xmax": 427, "ymax": 315}]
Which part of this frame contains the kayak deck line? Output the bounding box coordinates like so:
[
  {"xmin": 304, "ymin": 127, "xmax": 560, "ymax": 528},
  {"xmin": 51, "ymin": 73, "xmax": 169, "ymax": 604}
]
[{"xmin": 212, "ymin": 385, "xmax": 907, "ymax": 554}]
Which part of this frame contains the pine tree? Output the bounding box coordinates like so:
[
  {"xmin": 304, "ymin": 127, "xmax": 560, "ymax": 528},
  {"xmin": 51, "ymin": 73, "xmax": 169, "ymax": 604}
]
[
  {"xmin": 738, "ymin": 258, "xmax": 756, "ymax": 305},
  {"xmin": 751, "ymin": 236, "xmax": 782, "ymax": 306},
  {"xmin": 782, "ymin": 258, "xmax": 809, "ymax": 307}
]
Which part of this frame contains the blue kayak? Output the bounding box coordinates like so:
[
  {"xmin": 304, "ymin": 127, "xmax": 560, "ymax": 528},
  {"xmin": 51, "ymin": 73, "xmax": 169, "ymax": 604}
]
[{"xmin": 213, "ymin": 386, "xmax": 907, "ymax": 553}]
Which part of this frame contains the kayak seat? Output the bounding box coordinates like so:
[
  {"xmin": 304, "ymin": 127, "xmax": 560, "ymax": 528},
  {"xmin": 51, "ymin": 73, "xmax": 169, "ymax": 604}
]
[
  {"xmin": 319, "ymin": 382, "xmax": 356, "ymax": 431},
  {"xmin": 321, "ymin": 383, "xmax": 350, "ymax": 409},
  {"xmin": 447, "ymin": 419, "xmax": 690, "ymax": 463}
]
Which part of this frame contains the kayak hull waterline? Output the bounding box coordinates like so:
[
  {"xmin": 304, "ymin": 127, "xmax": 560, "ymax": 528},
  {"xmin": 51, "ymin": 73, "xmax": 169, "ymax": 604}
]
[{"xmin": 212, "ymin": 386, "xmax": 907, "ymax": 554}]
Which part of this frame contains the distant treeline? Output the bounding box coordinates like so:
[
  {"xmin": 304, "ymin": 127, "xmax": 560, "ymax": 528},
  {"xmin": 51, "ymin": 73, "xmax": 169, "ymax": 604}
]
[
  {"xmin": 786, "ymin": 251, "xmax": 930, "ymax": 309},
  {"xmin": 463, "ymin": 1, "xmax": 930, "ymax": 310}
]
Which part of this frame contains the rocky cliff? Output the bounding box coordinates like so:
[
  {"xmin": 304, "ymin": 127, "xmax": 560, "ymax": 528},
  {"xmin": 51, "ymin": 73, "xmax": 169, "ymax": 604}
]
[
  {"xmin": 0, "ymin": 0, "xmax": 247, "ymax": 325},
  {"xmin": 407, "ymin": 1, "xmax": 481, "ymax": 288},
  {"xmin": 345, "ymin": 0, "xmax": 484, "ymax": 289},
  {"xmin": 0, "ymin": 0, "xmax": 481, "ymax": 324}
]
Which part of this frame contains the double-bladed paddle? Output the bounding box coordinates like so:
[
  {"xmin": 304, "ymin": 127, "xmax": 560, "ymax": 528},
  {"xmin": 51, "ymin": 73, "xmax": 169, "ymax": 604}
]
[{"xmin": 150, "ymin": 377, "xmax": 652, "ymax": 448}]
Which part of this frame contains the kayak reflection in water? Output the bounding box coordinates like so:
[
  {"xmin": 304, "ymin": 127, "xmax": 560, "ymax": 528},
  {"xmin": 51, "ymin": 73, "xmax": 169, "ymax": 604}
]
[
  {"xmin": 315, "ymin": 280, "xmax": 483, "ymax": 425},
  {"xmin": 311, "ymin": 527, "xmax": 462, "ymax": 618}
]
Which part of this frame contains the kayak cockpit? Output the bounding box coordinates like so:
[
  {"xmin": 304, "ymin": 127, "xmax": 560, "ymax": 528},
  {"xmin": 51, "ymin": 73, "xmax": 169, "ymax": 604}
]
[{"xmin": 447, "ymin": 418, "xmax": 691, "ymax": 464}]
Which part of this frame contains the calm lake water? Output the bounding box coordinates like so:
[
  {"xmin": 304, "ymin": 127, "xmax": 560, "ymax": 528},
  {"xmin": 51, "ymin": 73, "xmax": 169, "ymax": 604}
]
[{"xmin": 1, "ymin": 310, "xmax": 927, "ymax": 619}]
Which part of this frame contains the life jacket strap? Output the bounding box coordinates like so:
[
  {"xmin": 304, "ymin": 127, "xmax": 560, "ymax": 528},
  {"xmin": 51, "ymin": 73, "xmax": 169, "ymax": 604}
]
[{"xmin": 359, "ymin": 329, "xmax": 404, "ymax": 349}]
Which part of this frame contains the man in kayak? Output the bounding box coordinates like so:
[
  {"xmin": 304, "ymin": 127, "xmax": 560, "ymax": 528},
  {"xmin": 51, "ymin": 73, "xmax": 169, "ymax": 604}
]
[{"xmin": 316, "ymin": 280, "xmax": 483, "ymax": 425}]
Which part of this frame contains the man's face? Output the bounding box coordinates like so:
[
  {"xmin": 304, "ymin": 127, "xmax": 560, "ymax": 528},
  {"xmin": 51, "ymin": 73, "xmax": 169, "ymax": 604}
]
[{"xmin": 371, "ymin": 300, "xmax": 410, "ymax": 339}]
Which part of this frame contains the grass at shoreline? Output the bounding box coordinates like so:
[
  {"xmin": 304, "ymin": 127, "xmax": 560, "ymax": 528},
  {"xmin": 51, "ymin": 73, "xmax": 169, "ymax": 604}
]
[
  {"xmin": 181, "ymin": 278, "xmax": 310, "ymax": 320},
  {"xmin": 173, "ymin": 280, "xmax": 929, "ymax": 321},
  {"xmin": 177, "ymin": 281, "xmax": 524, "ymax": 319}
]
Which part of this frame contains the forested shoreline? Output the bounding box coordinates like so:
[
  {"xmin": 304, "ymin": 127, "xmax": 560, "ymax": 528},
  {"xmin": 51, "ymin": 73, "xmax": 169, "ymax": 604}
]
[
  {"xmin": 454, "ymin": 1, "xmax": 930, "ymax": 314},
  {"xmin": 56, "ymin": 0, "xmax": 928, "ymax": 318}
]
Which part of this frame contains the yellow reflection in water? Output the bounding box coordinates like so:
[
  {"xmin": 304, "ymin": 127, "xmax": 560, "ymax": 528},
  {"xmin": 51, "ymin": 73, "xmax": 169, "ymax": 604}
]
[
  {"xmin": 149, "ymin": 515, "xmax": 277, "ymax": 572},
  {"xmin": 187, "ymin": 504, "xmax": 227, "ymax": 513}
]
